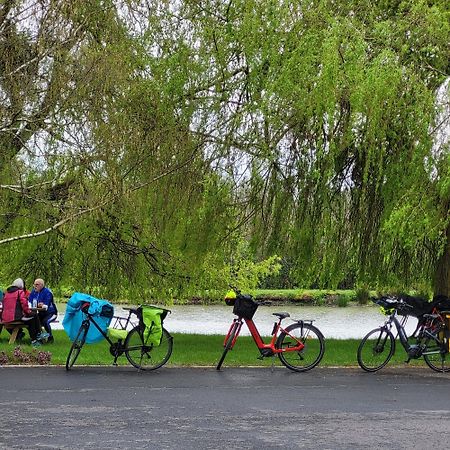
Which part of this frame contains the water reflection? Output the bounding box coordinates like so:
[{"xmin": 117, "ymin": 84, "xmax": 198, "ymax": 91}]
[{"xmin": 53, "ymin": 304, "xmax": 419, "ymax": 339}]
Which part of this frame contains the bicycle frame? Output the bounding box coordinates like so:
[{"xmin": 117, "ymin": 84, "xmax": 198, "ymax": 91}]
[
  {"xmin": 81, "ymin": 314, "xmax": 115, "ymax": 347},
  {"xmin": 78, "ymin": 309, "xmax": 137, "ymax": 365},
  {"xmin": 383, "ymin": 311, "xmax": 445, "ymax": 359},
  {"xmin": 110, "ymin": 308, "xmax": 138, "ymax": 331},
  {"xmin": 224, "ymin": 316, "xmax": 305, "ymax": 355}
]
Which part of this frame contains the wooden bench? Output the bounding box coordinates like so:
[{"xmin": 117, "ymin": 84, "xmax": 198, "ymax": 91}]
[
  {"xmin": 0, "ymin": 317, "xmax": 60, "ymax": 344},
  {"xmin": 0, "ymin": 321, "xmax": 30, "ymax": 344}
]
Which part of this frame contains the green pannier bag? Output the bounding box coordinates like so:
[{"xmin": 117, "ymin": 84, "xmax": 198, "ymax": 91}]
[
  {"xmin": 107, "ymin": 328, "xmax": 128, "ymax": 340},
  {"xmin": 142, "ymin": 306, "xmax": 164, "ymax": 346}
]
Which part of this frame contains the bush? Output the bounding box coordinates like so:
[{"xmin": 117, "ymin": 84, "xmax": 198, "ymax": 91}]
[
  {"xmin": 355, "ymin": 287, "xmax": 370, "ymax": 305},
  {"xmin": 337, "ymin": 294, "xmax": 350, "ymax": 307}
]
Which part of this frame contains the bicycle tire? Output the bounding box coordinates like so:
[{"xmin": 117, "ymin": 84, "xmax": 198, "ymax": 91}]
[
  {"xmin": 216, "ymin": 321, "xmax": 239, "ymax": 370},
  {"xmin": 423, "ymin": 336, "xmax": 450, "ymax": 372},
  {"xmin": 65, "ymin": 322, "xmax": 89, "ymax": 371},
  {"xmin": 276, "ymin": 322, "xmax": 325, "ymax": 372},
  {"xmin": 357, "ymin": 327, "xmax": 395, "ymax": 372},
  {"xmin": 125, "ymin": 326, "xmax": 173, "ymax": 370}
]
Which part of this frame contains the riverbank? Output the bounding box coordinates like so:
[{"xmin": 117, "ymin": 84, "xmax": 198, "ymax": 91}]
[{"xmin": 54, "ymin": 288, "xmax": 377, "ymax": 307}]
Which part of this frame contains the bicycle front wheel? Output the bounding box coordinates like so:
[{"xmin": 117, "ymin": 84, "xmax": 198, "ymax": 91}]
[
  {"xmin": 423, "ymin": 336, "xmax": 450, "ymax": 372},
  {"xmin": 357, "ymin": 327, "xmax": 395, "ymax": 372},
  {"xmin": 276, "ymin": 322, "xmax": 325, "ymax": 372},
  {"xmin": 125, "ymin": 326, "xmax": 173, "ymax": 370},
  {"xmin": 65, "ymin": 323, "xmax": 89, "ymax": 371},
  {"xmin": 216, "ymin": 321, "xmax": 239, "ymax": 370}
]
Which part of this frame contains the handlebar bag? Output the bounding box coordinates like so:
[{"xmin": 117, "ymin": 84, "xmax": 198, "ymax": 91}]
[{"xmin": 233, "ymin": 295, "xmax": 258, "ymax": 320}]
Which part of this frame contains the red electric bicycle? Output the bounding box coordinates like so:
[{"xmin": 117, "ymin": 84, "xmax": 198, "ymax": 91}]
[{"xmin": 217, "ymin": 292, "xmax": 325, "ymax": 372}]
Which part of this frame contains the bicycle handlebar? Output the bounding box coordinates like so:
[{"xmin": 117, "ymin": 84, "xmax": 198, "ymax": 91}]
[{"xmin": 374, "ymin": 296, "xmax": 414, "ymax": 312}]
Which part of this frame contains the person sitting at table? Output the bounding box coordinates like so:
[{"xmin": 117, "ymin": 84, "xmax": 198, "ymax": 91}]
[
  {"xmin": 1, "ymin": 278, "xmax": 48, "ymax": 347},
  {"xmin": 1, "ymin": 278, "xmax": 31, "ymax": 342},
  {"xmin": 28, "ymin": 278, "xmax": 57, "ymax": 344}
]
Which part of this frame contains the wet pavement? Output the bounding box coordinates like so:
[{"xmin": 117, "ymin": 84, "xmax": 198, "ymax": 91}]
[{"xmin": 0, "ymin": 366, "xmax": 448, "ymax": 449}]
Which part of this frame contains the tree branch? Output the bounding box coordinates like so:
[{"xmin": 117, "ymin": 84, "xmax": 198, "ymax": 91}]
[
  {"xmin": 0, "ymin": 156, "xmax": 198, "ymax": 246},
  {"xmin": 0, "ymin": 205, "xmax": 102, "ymax": 245}
]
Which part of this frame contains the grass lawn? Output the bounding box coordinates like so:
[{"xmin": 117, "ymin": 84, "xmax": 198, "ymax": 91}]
[{"xmin": 0, "ymin": 329, "xmax": 429, "ymax": 369}]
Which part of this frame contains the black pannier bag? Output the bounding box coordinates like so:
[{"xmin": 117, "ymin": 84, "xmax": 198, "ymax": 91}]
[
  {"xmin": 397, "ymin": 294, "xmax": 433, "ymax": 318},
  {"xmin": 100, "ymin": 304, "xmax": 114, "ymax": 318},
  {"xmin": 432, "ymin": 295, "xmax": 450, "ymax": 312},
  {"xmin": 233, "ymin": 294, "xmax": 258, "ymax": 320}
]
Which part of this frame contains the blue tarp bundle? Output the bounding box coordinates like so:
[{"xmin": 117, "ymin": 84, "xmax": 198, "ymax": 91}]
[{"xmin": 63, "ymin": 292, "xmax": 114, "ymax": 344}]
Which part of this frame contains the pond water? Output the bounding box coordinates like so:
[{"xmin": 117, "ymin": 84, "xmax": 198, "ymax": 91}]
[{"xmin": 53, "ymin": 304, "xmax": 420, "ymax": 339}]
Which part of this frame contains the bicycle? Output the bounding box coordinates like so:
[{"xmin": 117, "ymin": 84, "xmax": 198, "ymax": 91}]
[
  {"xmin": 357, "ymin": 296, "xmax": 450, "ymax": 373},
  {"xmin": 217, "ymin": 292, "xmax": 325, "ymax": 372},
  {"xmin": 66, "ymin": 302, "xmax": 173, "ymax": 371}
]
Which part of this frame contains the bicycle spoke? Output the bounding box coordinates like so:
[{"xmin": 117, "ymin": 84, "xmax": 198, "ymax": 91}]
[
  {"xmin": 357, "ymin": 328, "xmax": 395, "ymax": 372},
  {"xmin": 65, "ymin": 323, "xmax": 89, "ymax": 370},
  {"xmin": 125, "ymin": 326, "xmax": 173, "ymax": 370},
  {"xmin": 276, "ymin": 323, "xmax": 325, "ymax": 372}
]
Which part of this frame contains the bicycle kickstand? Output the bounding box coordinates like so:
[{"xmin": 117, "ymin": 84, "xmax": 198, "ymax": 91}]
[{"xmin": 111, "ymin": 339, "xmax": 123, "ymax": 366}]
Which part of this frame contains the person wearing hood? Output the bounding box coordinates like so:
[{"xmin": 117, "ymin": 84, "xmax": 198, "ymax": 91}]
[{"xmin": 1, "ymin": 278, "xmax": 48, "ymax": 347}]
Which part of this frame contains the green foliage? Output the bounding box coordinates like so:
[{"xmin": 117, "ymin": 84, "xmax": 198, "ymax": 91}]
[
  {"xmin": 1, "ymin": 0, "xmax": 449, "ymax": 297},
  {"xmin": 355, "ymin": 286, "xmax": 370, "ymax": 305}
]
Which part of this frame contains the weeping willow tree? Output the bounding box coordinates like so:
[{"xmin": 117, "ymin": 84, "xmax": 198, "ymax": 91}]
[
  {"xmin": 1, "ymin": 0, "xmax": 449, "ymax": 299},
  {"xmin": 176, "ymin": 0, "xmax": 450, "ymax": 295},
  {"xmin": 0, "ymin": 0, "xmax": 244, "ymax": 299},
  {"xmin": 0, "ymin": 2, "xmax": 204, "ymax": 296}
]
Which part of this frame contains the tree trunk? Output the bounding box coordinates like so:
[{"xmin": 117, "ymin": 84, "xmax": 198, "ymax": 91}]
[{"xmin": 434, "ymin": 221, "xmax": 450, "ymax": 298}]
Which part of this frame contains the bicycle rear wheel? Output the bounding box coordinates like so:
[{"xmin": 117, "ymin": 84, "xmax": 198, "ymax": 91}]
[
  {"xmin": 423, "ymin": 336, "xmax": 450, "ymax": 372},
  {"xmin": 216, "ymin": 321, "xmax": 239, "ymax": 370},
  {"xmin": 125, "ymin": 326, "xmax": 173, "ymax": 370},
  {"xmin": 276, "ymin": 322, "xmax": 325, "ymax": 372},
  {"xmin": 65, "ymin": 322, "xmax": 89, "ymax": 371},
  {"xmin": 357, "ymin": 327, "xmax": 395, "ymax": 372}
]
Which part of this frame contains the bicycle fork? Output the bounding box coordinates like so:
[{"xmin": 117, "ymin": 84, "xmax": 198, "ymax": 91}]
[{"xmin": 223, "ymin": 319, "xmax": 243, "ymax": 349}]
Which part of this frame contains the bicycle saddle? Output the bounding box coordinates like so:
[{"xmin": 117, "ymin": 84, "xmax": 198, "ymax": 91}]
[{"xmin": 273, "ymin": 312, "xmax": 290, "ymax": 319}]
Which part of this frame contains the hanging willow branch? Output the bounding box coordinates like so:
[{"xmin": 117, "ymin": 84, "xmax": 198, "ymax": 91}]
[
  {"xmin": 0, "ymin": 205, "xmax": 101, "ymax": 245},
  {"xmin": 0, "ymin": 151, "xmax": 199, "ymax": 246}
]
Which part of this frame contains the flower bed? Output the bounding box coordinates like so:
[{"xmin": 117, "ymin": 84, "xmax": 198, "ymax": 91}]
[{"xmin": 0, "ymin": 346, "xmax": 52, "ymax": 365}]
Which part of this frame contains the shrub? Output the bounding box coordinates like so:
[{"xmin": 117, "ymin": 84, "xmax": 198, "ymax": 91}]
[
  {"xmin": 337, "ymin": 294, "xmax": 350, "ymax": 307},
  {"xmin": 355, "ymin": 287, "xmax": 370, "ymax": 305}
]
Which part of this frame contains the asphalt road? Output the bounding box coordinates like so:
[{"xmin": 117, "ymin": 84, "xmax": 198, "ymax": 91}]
[{"xmin": 0, "ymin": 366, "xmax": 449, "ymax": 449}]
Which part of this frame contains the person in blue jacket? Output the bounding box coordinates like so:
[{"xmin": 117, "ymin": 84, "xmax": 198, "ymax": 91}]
[{"xmin": 28, "ymin": 278, "xmax": 57, "ymax": 343}]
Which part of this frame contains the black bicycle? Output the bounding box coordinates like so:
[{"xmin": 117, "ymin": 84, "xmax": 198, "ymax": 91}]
[
  {"xmin": 66, "ymin": 302, "xmax": 173, "ymax": 371},
  {"xmin": 357, "ymin": 297, "xmax": 450, "ymax": 373}
]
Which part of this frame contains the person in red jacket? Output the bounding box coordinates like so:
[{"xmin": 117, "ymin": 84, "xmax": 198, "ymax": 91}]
[{"xmin": 1, "ymin": 278, "xmax": 48, "ymax": 347}]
